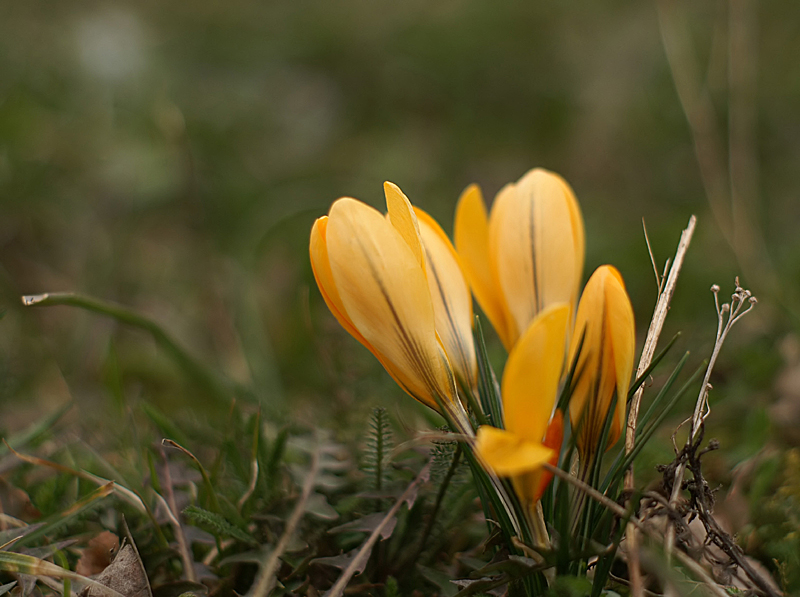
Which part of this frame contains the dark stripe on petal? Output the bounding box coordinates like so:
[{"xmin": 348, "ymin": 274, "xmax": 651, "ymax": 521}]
[
  {"xmin": 528, "ymin": 189, "xmax": 541, "ymax": 316},
  {"xmin": 355, "ymin": 236, "xmax": 448, "ymax": 404},
  {"xmin": 427, "ymin": 253, "xmax": 472, "ymax": 385}
]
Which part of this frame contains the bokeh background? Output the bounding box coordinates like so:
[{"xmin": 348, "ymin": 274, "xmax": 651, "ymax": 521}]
[{"xmin": 1, "ymin": 0, "xmax": 799, "ymax": 570}]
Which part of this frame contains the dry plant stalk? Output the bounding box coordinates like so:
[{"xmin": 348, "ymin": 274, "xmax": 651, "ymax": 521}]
[
  {"xmin": 663, "ymin": 279, "xmax": 757, "ymax": 569},
  {"xmin": 250, "ymin": 449, "xmax": 320, "ymax": 597},
  {"xmin": 624, "ymin": 215, "xmax": 696, "ymax": 597}
]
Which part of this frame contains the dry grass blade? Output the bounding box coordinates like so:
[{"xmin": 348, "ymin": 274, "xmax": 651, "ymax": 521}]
[
  {"xmin": 9, "ymin": 483, "xmax": 115, "ymax": 549},
  {"xmin": 626, "ymin": 215, "xmax": 696, "ymax": 457},
  {"xmin": 162, "ymin": 439, "xmax": 221, "ymax": 513},
  {"xmin": 159, "ymin": 447, "xmax": 195, "ymax": 583},
  {"xmin": 0, "ymin": 551, "xmax": 126, "ymax": 597},
  {"xmin": 324, "ymin": 460, "xmax": 431, "ymax": 597},
  {"xmin": 249, "ymin": 449, "xmax": 320, "ymax": 597},
  {"xmin": 655, "ymin": 0, "xmax": 774, "ymax": 293},
  {"xmin": 4, "ymin": 441, "xmax": 146, "ymax": 514}
]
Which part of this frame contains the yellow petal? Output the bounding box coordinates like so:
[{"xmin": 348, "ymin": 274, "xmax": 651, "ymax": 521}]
[
  {"xmin": 501, "ymin": 304, "xmax": 569, "ymax": 443},
  {"xmin": 312, "ymin": 215, "xmax": 424, "ymax": 400},
  {"xmin": 567, "ymin": 265, "xmax": 635, "ymax": 458},
  {"xmin": 489, "ymin": 169, "xmax": 585, "ymax": 347},
  {"xmin": 475, "ymin": 426, "xmax": 554, "ymax": 477},
  {"xmin": 415, "ymin": 207, "xmax": 478, "ymax": 391},
  {"xmin": 326, "ymin": 197, "xmax": 457, "ymax": 411},
  {"xmin": 454, "ymin": 184, "xmax": 512, "ymax": 350},
  {"xmin": 310, "ymin": 216, "xmax": 373, "ymax": 352},
  {"xmin": 604, "ymin": 266, "xmax": 636, "ymax": 445},
  {"xmin": 384, "ymin": 181, "xmax": 426, "ymax": 274}
]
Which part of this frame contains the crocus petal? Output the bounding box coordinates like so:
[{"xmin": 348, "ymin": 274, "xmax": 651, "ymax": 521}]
[
  {"xmin": 384, "ymin": 182, "xmax": 426, "ymax": 275},
  {"xmin": 475, "ymin": 426, "xmax": 554, "ymax": 477},
  {"xmin": 568, "ymin": 265, "xmax": 635, "ymax": 458},
  {"xmin": 604, "ymin": 267, "xmax": 636, "ymax": 445},
  {"xmin": 326, "ymin": 197, "xmax": 457, "ymax": 411},
  {"xmin": 502, "ymin": 304, "xmax": 569, "ymax": 444},
  {"xmin": 310, "ymin": 216, "xmax": 373, "ymax": 351},
  {"xmin": 311, "ymin": 215, "xmax": 422, "ymax": 399},
  {"xmin": 454, "ymin": 184, "xmax": 513, "ymax": 350},
  {"xmin": 415, "ymin": 207, "xmax": 478, "ymax": 391},
  {"xmin": 489, "ymin": 169, "xmax": 585, "ymax": 347}
]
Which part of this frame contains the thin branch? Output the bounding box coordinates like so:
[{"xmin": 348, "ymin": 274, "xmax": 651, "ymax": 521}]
[
  {"xmin": 325, "ymin": 461, "xmax": 432, "ymax": 597},
  {"xmin": 624, "ymin": 215, "xmax": 696, "ymax": 596},
  {"xmin": 250, "ymin": 449, "xmax": 320, "ymax": 597}
]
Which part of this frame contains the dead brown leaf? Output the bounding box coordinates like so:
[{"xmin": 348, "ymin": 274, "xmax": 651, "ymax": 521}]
[
  {"xmin": 79, "ymin": 544, "xmax": 150, "ymax": 597},
  {"xmin": 76, "ymin": 532, "xmax": 120, "ymax": 577}
]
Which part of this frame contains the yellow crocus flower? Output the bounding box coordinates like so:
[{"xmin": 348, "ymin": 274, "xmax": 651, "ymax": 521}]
[
  {"xmin": 567, "ymin": 265, "xmax": 635, "ymax": 462},
  {"xmin": 475, "ymin": 304, "xmax": 570, "ymax": 509},
  {"xmin": 454, "ymin": 168, "xmax": 585, "ymax": 351},
  {"xmin": 309, "ymin": 182, "xmax": 473, "ymax": 432}
]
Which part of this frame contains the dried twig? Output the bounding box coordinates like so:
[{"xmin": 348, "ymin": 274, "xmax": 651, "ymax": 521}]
[
  {"xmin": 250, "ymin": 449, "xmax": 320, "ymax": 597},
  {"xmin": 649, "ymin": 424, "xmax": 780, "ymax": 596},
  {"xmin": 664, "ymin": 279, "xmax": 756, "ymax": 560},
  {"xmin": 624, "ymin": 215, "xmax": 696, "ymax": 596},
  {"xmin": 542, "ymin": 463, "xmax": 731, "ymax": 597},
  {"xmin": 325, "ymin": 461, "xmax": 432, "ymax": 597},
  {"xmin": 684, "ymin": 434, "xmax": 779, "ymax": 597}
]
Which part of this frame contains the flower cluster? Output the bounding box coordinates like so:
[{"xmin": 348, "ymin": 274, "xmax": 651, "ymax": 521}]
[{"xmin": 310, "ymin": 168, "xmax": 635, "ymax": 516}]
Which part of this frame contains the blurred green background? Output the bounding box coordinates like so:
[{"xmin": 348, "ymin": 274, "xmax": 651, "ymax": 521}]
[{"xmin": 1, "ymin": 0, "xmax": 799, "ymax": 515}]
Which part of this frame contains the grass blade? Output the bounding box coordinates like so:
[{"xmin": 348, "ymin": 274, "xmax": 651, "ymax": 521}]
[
  {"xmin": 473, "ymin": 317, "xmax": 503, "ymax": 429},
  {"xmin": 1, "ymin": 403, "xmax": 72, "ymax": 456},
  {"xmin": 15, "ymin": 484, "xmax": 114, "ymax": 548},
  {"xmin": 4, "ymin": 441, "xmax": 147, "ymax": 514},
  {"xmin": 162, "ymin": 439, "xmax": 222, "ymax": 514},
  {"xmin": 627, "ymin": 332, "xmax": 681, "ymax": 401},
  {"xmin": 21, "ymin": 292, "xmax": 251, "ymax": 406}
]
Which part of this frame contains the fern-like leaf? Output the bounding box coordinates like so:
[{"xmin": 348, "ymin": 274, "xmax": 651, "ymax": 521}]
[
  {"xmin": 183, "ymin": 505, "xmax": 257, "ymax": 545},
  {"xmin": 362, "ymin": 407, "xmax": 393, "ymax": 492}
]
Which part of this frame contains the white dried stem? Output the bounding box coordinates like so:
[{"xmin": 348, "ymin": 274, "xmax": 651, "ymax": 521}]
[{"xmin": 624, "ymin": 215, "xmax": 695, "ymax": 597}]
